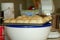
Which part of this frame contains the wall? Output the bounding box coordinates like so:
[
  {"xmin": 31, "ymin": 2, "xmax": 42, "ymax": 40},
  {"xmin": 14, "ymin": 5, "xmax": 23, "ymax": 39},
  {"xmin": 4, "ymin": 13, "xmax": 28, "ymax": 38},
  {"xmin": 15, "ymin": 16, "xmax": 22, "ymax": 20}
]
[
  {"xmin": 53, "ymin": 0, "xmax": 60, "ymax": 9},
  {"xmin": 26, "ymin": 0, "xmax": 34, "ymax": 9},
  {"xmin": 0, "ymin": 0, "xmax": 28, "ymax": 17}
]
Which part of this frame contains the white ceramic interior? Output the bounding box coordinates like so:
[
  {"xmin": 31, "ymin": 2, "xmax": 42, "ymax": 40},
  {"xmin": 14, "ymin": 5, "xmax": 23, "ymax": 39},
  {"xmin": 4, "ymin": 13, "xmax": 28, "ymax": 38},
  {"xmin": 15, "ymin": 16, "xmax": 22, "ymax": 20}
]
[{"xmin": 5, "ymin": 26, "xmax": 51, "ymax": 40}]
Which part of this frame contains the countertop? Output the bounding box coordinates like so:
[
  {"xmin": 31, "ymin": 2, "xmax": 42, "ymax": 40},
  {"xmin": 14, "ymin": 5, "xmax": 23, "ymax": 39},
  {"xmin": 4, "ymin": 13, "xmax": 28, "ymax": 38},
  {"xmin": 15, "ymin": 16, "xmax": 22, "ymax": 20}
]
[
  {"xmin": 48, "ymin": 38, "xmax": 60, "ymax": 40},
  {"xmin": 5, "ymin": 38, "xmax": 60, "ymax": 40}
]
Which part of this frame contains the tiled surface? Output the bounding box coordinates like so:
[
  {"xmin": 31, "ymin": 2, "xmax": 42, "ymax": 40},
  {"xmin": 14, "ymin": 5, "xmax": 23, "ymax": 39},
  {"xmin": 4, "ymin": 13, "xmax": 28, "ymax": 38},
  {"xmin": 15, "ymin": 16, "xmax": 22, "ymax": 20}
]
[{"xmin": 48, "ymin": 38, "xmax": 60, "ymax": 40}]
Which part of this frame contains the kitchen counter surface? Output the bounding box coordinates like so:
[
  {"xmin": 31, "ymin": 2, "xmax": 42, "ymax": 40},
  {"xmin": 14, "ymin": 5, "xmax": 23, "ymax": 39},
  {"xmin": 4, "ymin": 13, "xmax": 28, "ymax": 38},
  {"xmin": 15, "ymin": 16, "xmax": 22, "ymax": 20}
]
[
  {"xmin": 48, "ymin": 38, "xmax": 60, "ymax": 40},
  {"xmin": 5, "ymin": 38, "xmax": 60, "ymax": 40}
]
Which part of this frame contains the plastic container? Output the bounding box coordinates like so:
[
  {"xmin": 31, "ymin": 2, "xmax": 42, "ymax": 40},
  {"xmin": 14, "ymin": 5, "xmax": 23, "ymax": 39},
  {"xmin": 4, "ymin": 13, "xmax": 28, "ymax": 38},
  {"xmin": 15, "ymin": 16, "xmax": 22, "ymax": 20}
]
[
  {"xmin": 5, "ymin": 22, "xmax": 51, "ymax": 40},
  {"xmin": 21, "ymin": 10, "xmax": 39, "ymax": 16}
]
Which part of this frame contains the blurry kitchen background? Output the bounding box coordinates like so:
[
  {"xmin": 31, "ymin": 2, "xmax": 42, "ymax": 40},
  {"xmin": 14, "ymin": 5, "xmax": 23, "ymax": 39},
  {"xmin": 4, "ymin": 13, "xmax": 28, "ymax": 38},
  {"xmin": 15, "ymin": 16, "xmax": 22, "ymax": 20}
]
[
  {"xmin": 0, "ymin": 0, "xmax": 60, "ymax": 11},
  {"xmin": 0, "ymin": 0, "xmax": 60, "ymax": 40}
]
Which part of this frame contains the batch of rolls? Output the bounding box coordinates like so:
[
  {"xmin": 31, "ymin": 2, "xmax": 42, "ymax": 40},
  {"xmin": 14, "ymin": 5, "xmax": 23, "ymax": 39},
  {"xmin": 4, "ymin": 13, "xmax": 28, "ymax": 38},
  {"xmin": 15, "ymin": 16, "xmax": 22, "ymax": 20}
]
[{"xmin": 4, "ymin": 15, "xmax": 52, "ymax": 24}]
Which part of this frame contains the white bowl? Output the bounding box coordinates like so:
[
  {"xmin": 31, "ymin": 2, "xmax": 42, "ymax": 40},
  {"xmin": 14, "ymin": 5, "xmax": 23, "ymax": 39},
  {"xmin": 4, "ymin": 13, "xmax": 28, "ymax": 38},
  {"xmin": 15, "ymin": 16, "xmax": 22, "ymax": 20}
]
[{"xmin": 5, "ymin": 23, "xmax": 51, "ymax": 40}]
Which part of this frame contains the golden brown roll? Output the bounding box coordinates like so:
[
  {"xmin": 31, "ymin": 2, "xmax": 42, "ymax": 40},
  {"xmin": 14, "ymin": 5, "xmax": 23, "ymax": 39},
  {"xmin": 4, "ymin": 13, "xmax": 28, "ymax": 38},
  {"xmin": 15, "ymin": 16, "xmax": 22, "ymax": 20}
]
[
  {"xmin": 32, "ymin": 15, "xmax": 40, "ymax": 20},
  {"xmin": 4, "ymin": 15, "xmax": 52, "ymax": 24},
  {"xmin": 16, "ymin": 16, "xmax": 22, "ymax": 20},
  {"xmin": 24, "ymin": 20, "xmax": 30, "ymax": 23},
  {"xmin": 10, "ymin": 18, "xmax": 16, "ymax": 23},
  {"xmin": 37, "ymin": 17, "xmax": 44, "ymax": 24},
  {"xmin": 48, "ymin": 16, "xmax": 52, "ymax": 20},
  {"xmin": 27, "ymin": 16, "xmax": 32, "ymax": 20},
  {"xmin": 29, "ymin": 15, "xmax": 44, "ymax": 24},
  {"xmin": 29, "ymin": 19, "xmax": 37, "ymax": 23},
  {"xmin": 23, "ymin": 17, "xmax": 30, "ymax": 23},
  {"xmin": 4, "ymin": 19, "xmax": 11, "ymax": 23},
  {"xmin": 43, "ymin": 16, "xmax": 52, "ymax": 22},
  {"xmin": 16, "ymin": 15, "xmax": 28, "ymax": 20},
  {"xmin": 16, "ymin": 19, "xmax": 24, "ymax": 23}
]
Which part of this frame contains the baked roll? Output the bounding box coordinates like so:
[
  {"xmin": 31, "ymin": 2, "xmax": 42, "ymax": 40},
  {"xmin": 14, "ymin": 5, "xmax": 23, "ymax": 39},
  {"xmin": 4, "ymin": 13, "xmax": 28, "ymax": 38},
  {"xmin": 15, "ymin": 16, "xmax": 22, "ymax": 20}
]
[
  {"xmin": 10, "ymin": 18, "xmax": 16, "ymax": 23},
  {"xmin": 4, "ymin": 19, "xmax": 11, "ymax": 23}
]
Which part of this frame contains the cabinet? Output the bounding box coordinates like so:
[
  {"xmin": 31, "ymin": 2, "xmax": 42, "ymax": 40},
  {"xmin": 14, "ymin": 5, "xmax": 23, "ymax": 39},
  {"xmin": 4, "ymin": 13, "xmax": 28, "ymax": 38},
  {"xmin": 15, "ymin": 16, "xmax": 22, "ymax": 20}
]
[{"xmin": 52, "ymin": 13, "xmax": 60, "ymax": 32}]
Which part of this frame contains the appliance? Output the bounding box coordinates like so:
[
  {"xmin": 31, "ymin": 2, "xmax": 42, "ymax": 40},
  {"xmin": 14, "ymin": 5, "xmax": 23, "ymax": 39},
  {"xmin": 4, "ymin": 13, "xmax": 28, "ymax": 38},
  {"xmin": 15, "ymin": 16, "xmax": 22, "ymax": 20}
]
[{"xmin": 40, "ymin": 0, "xmax": 60, "ymax": 38}]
